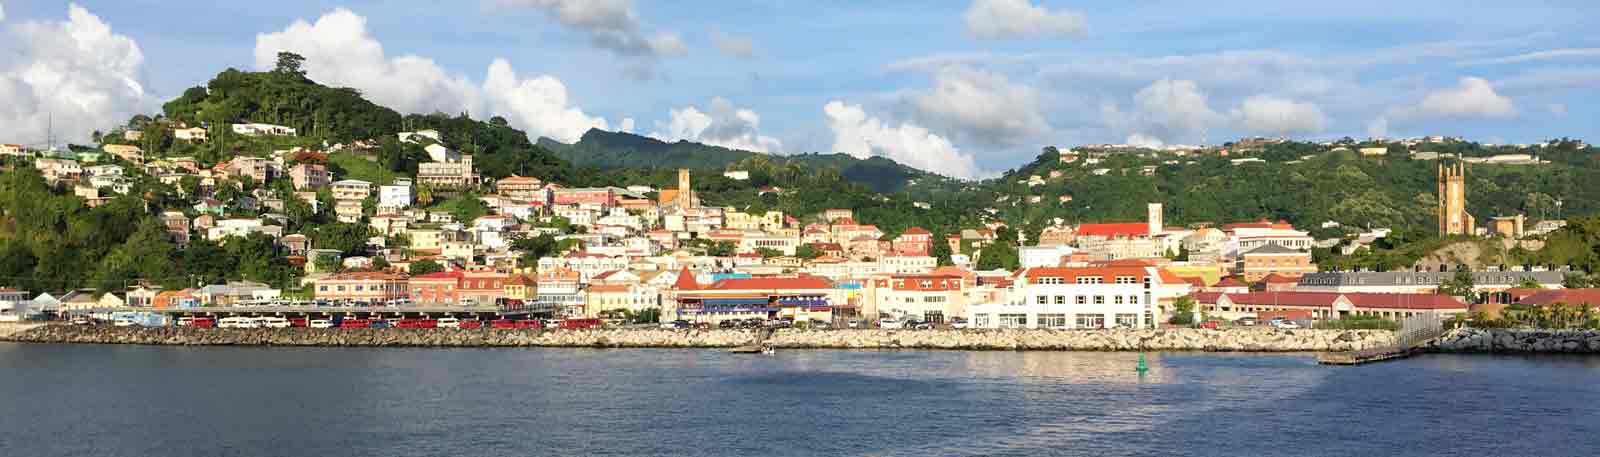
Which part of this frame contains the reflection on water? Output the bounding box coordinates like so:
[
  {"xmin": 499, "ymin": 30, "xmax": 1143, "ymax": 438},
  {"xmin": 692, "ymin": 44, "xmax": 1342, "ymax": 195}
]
[{"xmin": 1, "ymin": 344, "xmax": 1597, "ymax": 457}]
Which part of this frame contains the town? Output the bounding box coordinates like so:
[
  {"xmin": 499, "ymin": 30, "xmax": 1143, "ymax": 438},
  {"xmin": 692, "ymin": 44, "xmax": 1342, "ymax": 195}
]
[{"xmin": 3, "ymin": 118, "xmax": 1593, "ymax": 333}]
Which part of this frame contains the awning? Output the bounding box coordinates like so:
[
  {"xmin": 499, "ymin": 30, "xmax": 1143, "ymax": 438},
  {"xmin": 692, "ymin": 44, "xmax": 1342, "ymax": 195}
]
[
  {"xmin": 704, "ymin": 298, "xmax": 771, "ymax": 306},
  {"xmin": 702, "ymin": 307, "xmax": 777, "ymax": 313}
]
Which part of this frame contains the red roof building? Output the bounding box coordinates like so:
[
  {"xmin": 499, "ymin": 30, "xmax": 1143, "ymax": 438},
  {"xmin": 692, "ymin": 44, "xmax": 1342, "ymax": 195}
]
[
  {"xmin": 1074, "ymin": 222, "xmax": 1151, "ymax": 240},
  {"xmin": 1194, "ymin": 291, "xmax": 1468, "ymax": 320},
  {"xmin": 1518, "ymin": 289, "xmax": 1600, "ymax": 306}
]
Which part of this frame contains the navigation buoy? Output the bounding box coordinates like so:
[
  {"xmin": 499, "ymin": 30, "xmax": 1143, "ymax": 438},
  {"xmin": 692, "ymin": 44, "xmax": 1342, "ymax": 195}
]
[{"xmin": 1135, "ymin": 353, "xmax": 1149, "ymax": 374}]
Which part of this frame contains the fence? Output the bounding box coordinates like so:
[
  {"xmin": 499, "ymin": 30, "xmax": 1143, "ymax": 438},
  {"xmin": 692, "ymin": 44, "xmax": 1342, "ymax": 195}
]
[{"xmin": 1321, "ymin": 311, "xmax": 1447, "ymax": 364}]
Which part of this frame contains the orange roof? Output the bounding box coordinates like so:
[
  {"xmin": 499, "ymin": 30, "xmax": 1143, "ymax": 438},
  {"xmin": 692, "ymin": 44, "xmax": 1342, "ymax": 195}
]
[
  {"xmin": 1156, "ymin": 268, "xmax": 1185, "ymax": 284},
  {"xmin": 1076, "ymin": 222, "xmax": 1149, "ymax": 238},
  {"xmin": 901, "ymin": 227, "xmax": 931, "ymax": 235},
  {"xmin": 1261, "ymin": 273, "xmax": 1299, "ymax": 284},
  {"xmin": 706, "ymin": 275, "xmax": 834, "ymax": 291},
  {"xmin": 1024, "ymin": 266, "xmax": 1150, "ymax": 282},
  {"xmin": 587, "ymin": 284, "xmax": 630, "ymax": 293},
  {"xmin": 672, "ymin": 268, "xmax": 700, "ymax": 290},
  {"xmin": 1214, "ymin": 277, "xmax": 1248, "ymax": 287}
]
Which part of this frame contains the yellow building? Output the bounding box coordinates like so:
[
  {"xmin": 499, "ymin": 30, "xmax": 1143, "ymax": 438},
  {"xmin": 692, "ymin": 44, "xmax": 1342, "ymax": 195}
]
[{"xmin": 1438, "ymin": 162, "xmax": 1474, "ymax": 236}]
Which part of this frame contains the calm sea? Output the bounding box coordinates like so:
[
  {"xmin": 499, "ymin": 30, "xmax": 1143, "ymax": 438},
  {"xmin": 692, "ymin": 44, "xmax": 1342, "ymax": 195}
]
[{"xmin": 1, "ymin": 344, "xmax": 1597, "ymax": 457}]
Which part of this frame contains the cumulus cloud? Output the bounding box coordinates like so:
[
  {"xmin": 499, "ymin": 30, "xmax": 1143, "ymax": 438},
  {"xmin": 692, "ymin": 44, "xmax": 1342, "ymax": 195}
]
[
  {"xmin": 490, "ymin": 0, "xmax": 682, "ymax": 77},
  {"xmin": 649, "ymin": 97, "xmax": 782, "ymax": 153},
  {"xmin": 910, "ymin": 66, "xmax": 1050, "ymax": 146},
  {"xmin": 964, "ymin": 0, "xmax": 1086, "ymax": 39},
  {"xmin": 0, "ymin": 4, "xmax": 151, "ymax": 145},
  {"xmin": 1393, "ymin": 76, "xmax": 1515, "ymax": 119},
  {"xmin": 255, "ymin": 8, "xmax": 610, "ymax": 143},
  {"xmin": 823, "ymin": 101, "xmax": 983, "ymax": 179},
  {"xmin": 1232, "ymin": 95, "xmax": 1327, "ymax": 135},
  {"xmin": 711, "ymin": 30, "xmax": 755, "ymax": 59},
  {"xmin": 1103, "ymin": 79, "xmax": 1221, "ymax": 145}
]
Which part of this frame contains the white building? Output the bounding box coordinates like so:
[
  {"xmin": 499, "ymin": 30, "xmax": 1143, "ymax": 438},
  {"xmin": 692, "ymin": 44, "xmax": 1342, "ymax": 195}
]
[
  {"xmin": 379, "ymin": 179, "xmax": 413, "ymax": 210},
  {"xmin": 967, "ymin": 266, "xmax": 1185, "ymax": 329},
  {"xmin": 231, "ymin": 123, "xmax": 297, "ymax": 136},
  {"xmin": 1019, "ymin": 245, "xmax": 1077, "ymax": 268}
]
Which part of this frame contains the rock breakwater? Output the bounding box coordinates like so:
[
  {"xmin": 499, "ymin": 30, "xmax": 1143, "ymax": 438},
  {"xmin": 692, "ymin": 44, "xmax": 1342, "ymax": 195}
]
[
  {"xmin": 1424, "ymin": 327, "xmax": 1600, "ymax": 353},
  {"xmin": 1, "ymin": 325, "xmax": 1395, "ymax": 352}
]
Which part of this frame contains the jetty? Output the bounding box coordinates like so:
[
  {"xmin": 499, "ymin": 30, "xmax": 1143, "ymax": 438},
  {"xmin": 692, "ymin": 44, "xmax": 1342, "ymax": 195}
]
[
  {"xmin": 1318, "ymin": 313, "xmax": 1446, "ymax": 365},
  {"xmin": 729, "ymin": 328, "xmax": 776, "ymax": 354}
]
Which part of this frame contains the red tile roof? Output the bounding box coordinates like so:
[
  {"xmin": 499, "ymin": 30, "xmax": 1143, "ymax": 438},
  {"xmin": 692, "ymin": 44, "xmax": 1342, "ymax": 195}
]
[
  {"xmin": 901, "ymin": 227, "xmax": 930, "ymax": 235},
  {"xmin": 1075, "ymin": 222, "xmax": 1149, "ymax": 239},
  {"xmin": 1024, "ymin": 266, "xmax": 1150, "ymax": 282},
  {"xmin": 672, "ymin": 268, "xmax": 700, "ymax": 291},
  {"xmin": 1214, "ymin": 277, "xmax": 1248, "ymax": 288},
  {"xmin": 705, "ymin": 275, "xmax": 834, "ymax": 291},
  {"xmin": 1519, "ymin": 289, "xmax": 1600, "ymax": 306},
  {"xmin": 1261, "ymin": 273, "xmax": 1299, "ymax": 284}
]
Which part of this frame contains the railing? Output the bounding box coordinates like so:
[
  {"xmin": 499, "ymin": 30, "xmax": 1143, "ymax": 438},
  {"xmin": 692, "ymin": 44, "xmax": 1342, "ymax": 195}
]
[{"xmin": 1333, "ymin": 312, "xmax": 1446, "ymax": 361}]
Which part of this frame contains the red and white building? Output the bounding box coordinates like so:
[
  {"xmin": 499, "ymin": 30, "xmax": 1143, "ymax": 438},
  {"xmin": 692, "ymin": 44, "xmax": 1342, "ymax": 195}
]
[
  {"xmin": 863, "ymin": 273, "xmax": 966, "ymax": 323},
  {"xmin": 313, "ymin": 272, "xmax": 408, "ymax": 303},
  {"xmin": 967, "ymin": 266, "xmax": 1189, "ymax": 329},
  {"xmin": 1193, "ymin": 291, "xmax": 1468, "ymax": 321}
]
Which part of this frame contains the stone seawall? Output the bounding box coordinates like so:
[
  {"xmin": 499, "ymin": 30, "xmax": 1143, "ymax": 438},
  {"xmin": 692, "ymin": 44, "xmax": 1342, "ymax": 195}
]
[
  {"xmin": 1424, "ymin": 328, "xmax": 1600, "ymax": 353},
  {"xmin": 1, "ymin": 325, "xmax": 1395, "ymax": 352},
  {"xmin": 0, "ymin": 323, "xmax": 45, "ymax": 339}
]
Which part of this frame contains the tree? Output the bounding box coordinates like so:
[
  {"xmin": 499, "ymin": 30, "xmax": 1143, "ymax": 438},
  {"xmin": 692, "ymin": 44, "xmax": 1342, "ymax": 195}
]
[
  {"xmin": 1170, "ymin": 295, "xmax": 1197, "ymax": 325},
  {"xmin": 930, "ymin": 232, "xmax": 953, "ymax": 266},
  {"xmin": 706, "ymin": 241, "xmax": 736, "ymax": 257},
  {"xmin": 1563, "ymin": 273, "xmax": 1595, "ymax": 289},
  {"xmin": 1439, "ymin": 269, "xmax": 1475, "ymax": 298},
  {"xmin": 975, "ymin": 241, "xmax": 1019, "ymax": 270},
  {"xmin": 370, "ymin": 256, "xmax": 390, "ymax": 272},
  {"xmin": 314, "ymin": 254, "xmax": 342, "ymax": 274},
  {"xmin": 409, "ymin": 259, "xmax": 444, "ymax": 275},
  {"xmin": 756, "ymin": 247, "xmax": 782, "ymax": 259},
  {"xmin": 274, "ymin": 51, "xmax": 307, "ymax": 77},
  {"xmin": 795, "ymin": 244, "xmax": 823, "ymax": 260}
]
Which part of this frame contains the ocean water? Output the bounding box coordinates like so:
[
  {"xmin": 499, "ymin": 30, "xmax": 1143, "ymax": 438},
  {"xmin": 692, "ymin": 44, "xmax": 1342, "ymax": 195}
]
[{"xmin": 1, "ymin": 344, "xmax": 1597, "ymax": 457}]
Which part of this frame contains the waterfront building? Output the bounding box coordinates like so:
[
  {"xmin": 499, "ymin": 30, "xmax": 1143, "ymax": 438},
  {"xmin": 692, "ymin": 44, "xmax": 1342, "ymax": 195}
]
[
  {"xmin": 313, "ymin": 272, "xmax": 407, "ymax": 303},
  {"xmin": 967, "ymin": 266, "xmax": 1185, "ymax": 329},
  {"xmin": 863, "ymin": 273, "xmax": 966, "ymax": 323},
  {"xmin": 673, "ymin": 275, "xmax": 841, "ymax": 324},
  {"xmin": 1194, "ymin": 291, "xmax": 1468, "ymax": 321},
  {"xmin": 1295, "ymin": 270, "xmax": 1565, "ymax": 296}
]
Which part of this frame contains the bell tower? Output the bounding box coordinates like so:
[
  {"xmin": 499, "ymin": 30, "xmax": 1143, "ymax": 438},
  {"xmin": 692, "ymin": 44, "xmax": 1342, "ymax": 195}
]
[{"xmin": 1438, "ymin": 162, "xmax": 1473, "ymax": 236}]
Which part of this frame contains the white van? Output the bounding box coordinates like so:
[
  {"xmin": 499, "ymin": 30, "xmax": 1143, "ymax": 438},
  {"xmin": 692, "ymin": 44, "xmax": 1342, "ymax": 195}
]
[
  {"xmin": 877, "ymin": 318, "xmax": 904, "ymax": 329},
  {"xmin": 436, "ymin": 317, "xmax": 462, "ymax": 328},
  {"xmin": 257, "ymin": 317, "xmax": 291, "ymax": 328},
  {"xmin": 217, "ymin": 317, "xmax": 260, "ymax": 329},
  {"xmin": 309, "ymin": 319, "xmax": 334, "ymax": 329}
]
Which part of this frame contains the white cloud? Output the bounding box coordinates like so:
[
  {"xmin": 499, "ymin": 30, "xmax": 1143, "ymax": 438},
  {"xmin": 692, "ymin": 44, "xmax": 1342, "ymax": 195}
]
[
  {"xmin": 910, "ymin": 66, "xmax": 1050, "ymax": 146},
  {"xmin": 618, "ymin": 118, "xmax": 635, "ymax": 133},
  {"xmin": 1103, "ymin": 79, "xmax": 1221, "ymax": 144},
  {"xmin": 0, "ymin": 3, "xmax": 150, "ymax": 145},
  {"xmin": 1458, "ymin": 48, "xmax": 1600, "ymax": 66},
  {"xmin": 1, "ymin": 3, "xmax": 7, "ymax": 22},
  {"xmin": 1546, "ymin": 103, "xmax": 1567, "ymax": 117},
  {"xmin": 1124, "ymin": 133, "xmax": 1163, "ymax": 149},
  {"xmin": 1394, "ymin": 76, "xmax": 1515, "ymax": 119},
  {"xmin": 1233, "ymin": 95, "xmax": 1327, "ymax": 135},
  {"xmin": 823, "ymin": 101, "xmax": 982, "ymax": 179},
  {"xmin": 490, "ymin": 0, "xmax": 683, "ymax": 77},
  {"xmin": 650, "ymin": 97, "xmax": 782, "ymax": 153},
  {"xmin": 255, "ymin": 8, "xmax": 610, "ymax": 143},
  {"xmin": 711, "ymin": 30, "xmax": 755, "ymax": 59},
  {"xmin": 963, "ymin": 0, "xmax": 1086, "ymax": 39}
]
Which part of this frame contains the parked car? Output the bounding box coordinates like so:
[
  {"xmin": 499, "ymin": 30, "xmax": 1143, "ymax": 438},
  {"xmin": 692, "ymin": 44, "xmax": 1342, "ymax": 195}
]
[
  {"xmin": 718, "ymin": 320, "xmax": 738, "ymax": 329},
  {"xmin": 218, "ymin": 317, "xmax": 260, "ymax": 329},
  {"xmin": 877, "ymin": 318, "xmax": 904, "ymax": 329},
  {"xmin": 910, "ymin": 320, "xmax": 934, "ymax": 330},
  {"xmin": 1237, "ymin": 317, "xmax": 1258, "ymax": 326},
  {"xmin": 309, "ymin": 319, "xmax": 335, "ymax": 329},
  {"xmin": 190, "ymin": 317, "xmax": 216, "ymax": 328},
  {"xmin": 1196, "ymin": 321, "xmax": 1220, "ymax": 329},
  {"xmin": 949, "ymin": 317, "xmax": 970, "ymax": 329},
  {"xmin": 112, "ymin": 318, "xmax": 138, "ymax": 327},
  {"xmin": 176, "ymin": 317, "xmax": 194, "ymax": 326},
  {"xmin": 258, "ymin": 317, "xmax": 292, "ymax": 328},
  {"xmin": 669, "ymin": 320, "xmax": 692, "ymax": 329},
  {"xmin": 339, "ymin": 319, "xmax": 369, "ymax": 328},
  {"xmin": 809, "ymin": 320, "xmax": 832, "ymax": 329},
  {"xmin": 368, "ymin": 319, "xmax": 391, "ymax": 329},
  {"xmin": 561, "ymin": 318, "xmax": 603, "ymax": 329},
  {"xmin": 70, "ymin": 316, "xmax": 95, "ymax": 326},
  {"xmin": 1272, "ymin": 320, "xmax": 1302, "ymax": 329},
  {"xmin": 288, "ymin": 317, "xmax": 309, "ymax": 327},
  {"xmin": 489, "ymin": 319, "xmax": 519, "ymax": 329},
  {"xmin": 847, "ymin": 319, "xmax": 864, "ymax": 329},
  {"xmin": 437, "ymin": 317, "xmax": 462, "ymax": 328}
]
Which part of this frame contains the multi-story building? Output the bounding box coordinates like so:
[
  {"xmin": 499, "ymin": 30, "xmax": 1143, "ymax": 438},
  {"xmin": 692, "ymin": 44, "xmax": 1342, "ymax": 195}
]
[
  {"xmin": 231, "ymin": 123, "xmax": 297, "ymax": 136},
  {"xmin": 537, "ymin": 268, "xmax": 585, "ymax": 317},
  {"xmin": 1194, "ymin": 291, "xmax": 1468, "ymax": 322},
  {"xmin": 289, "ymin": 163, "xmax": 331, "ymax": 190},
  {"xmin": 552, "ymin": 187, "xmax": 621, "ymax": 207},
  {"xmin": 880, "ymin": 255, "xmax": 937, "ymax": 274},
  {"xmin": 331, "ymin": 179, "xmax": 372, "ymax": 201},
  {"xmin": 496, "ymin": 176, "xmax": 545, "ymax": 201},
  {"xmin": 313, "ymin": 272, "xmax": 407, "ymax": 303},
  {"xmin": 334, "ymin": 199, "xmax": 364, "ymax": 223},
  {"xmin": 378, "ymin": 179, "xmax": 412, "ymax": 211},
  {"xmin": 1236, "ymin": 244, "xmax": 1317, "ymax": 282},
  {"xmin": 892, "ymin": 227, "xmax": 933, "ymax": 256},
  {"xmin": 228, "ymin": 157, "xmax": 273, "ymax": 183},
  {"xmin": 1295, "ymin": 270, "xmax": 1566, "ymax": 296},
  {"xmin": 102, "ymin": 144, "xmax": 145, "ymax": 163},
  {"xmin": 864, "ymin": 273, "xmax": 966, "ymax": 323},
  {"xmin": 672, "ymin": 275, "xmax": 841, "ymax": 324},
  {"xmin": 416, "ymin": 155, "xmax": 477, "ymax": 189},
  {"xmin": 967, "ymin": 266, "xmax": 1180, "ymax": 329},
  {"xmin": 173, "ymin": 127, "xmax": 208, "ymax": 143}
]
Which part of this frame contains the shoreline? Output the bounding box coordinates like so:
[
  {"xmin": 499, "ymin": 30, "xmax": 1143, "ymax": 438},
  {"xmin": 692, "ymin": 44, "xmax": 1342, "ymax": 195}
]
[
  {"xmin": 2, "ymin": 324, "xmax": 1394, "ymax": 351},
  {"xmin": 5, "ymin": 325, "xmax": 1595, "ymax": 353}
]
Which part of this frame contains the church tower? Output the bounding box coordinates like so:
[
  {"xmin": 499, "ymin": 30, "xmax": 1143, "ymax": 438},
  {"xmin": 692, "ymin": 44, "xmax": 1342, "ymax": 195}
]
[
  {"xmin": 1438, "ymin": 162, "xmax": 1473, "ymax": 236},
  {"xmin": 676, "ymin": 168, "xmax": 697, "ymax": 208}
]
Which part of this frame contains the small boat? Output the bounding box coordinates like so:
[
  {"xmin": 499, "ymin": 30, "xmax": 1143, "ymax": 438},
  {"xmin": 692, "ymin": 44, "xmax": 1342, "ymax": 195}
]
[
  {"xmin": 729, "ymin": 345, "xmax": 764, "ymax": 354},
  {"xmin": 762, "ymin": 346, "xmax": 776, "ymax": 355}
]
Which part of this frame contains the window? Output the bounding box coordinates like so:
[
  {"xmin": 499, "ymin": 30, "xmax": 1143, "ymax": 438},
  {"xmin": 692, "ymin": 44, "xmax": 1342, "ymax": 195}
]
[
  {"xmin": 1129, "ymin": 295, "xmax": 1139, "ymax": 305},
  {"xmin": 1054, "ymin": 295, "xmax": 1066, "ymax": 305},
  {"xmin": 924, "ymin": 296, "xmax": 947, "ymax": 303},
  {"xmin": 1036, "ymin": 295, "xmax": 1048, "ymax": 305},
  {"xmin": 1075, "ymin": 295, "xmax": 1087, "ymax": 305},
  {"xmin": 1038, "ymin": 313, "xmax": 1067, "ymax": 328},
  {"xmin": 319, "ymin": 286, "xmax": 328, "ymax": 292},
  {"xmin": 1114, "ymin": 313, "xmax": 1140, "ymax": 328},
  {"xmin": 999, "ymin": 314, "xmax": 1028, "ymax": 328},
  {"xmin": 973, "ymin": 314, "xmax": 990, "ymax": 327},
  {"xmin": 1076, "ymin": 276, "xmax": 1103, "ymax": 284},
  {"xmin": 1115, "ymin": 276, "xmax": 1137, "ymax": 284},
  {"xmin": 1075, "ymin": 314, "xmax": 1106, "ymax": 329},
  {"xmin": 1094, "ymin": 296, "xmax": 1105, "ymax": 305},
  {"xmin": 1038, "ymin": 277, "xmax": 1063, "ymax": 285},
  {"xmin": 1114, "ymin": 296, "xmax": 1124, "ymax": 305}
]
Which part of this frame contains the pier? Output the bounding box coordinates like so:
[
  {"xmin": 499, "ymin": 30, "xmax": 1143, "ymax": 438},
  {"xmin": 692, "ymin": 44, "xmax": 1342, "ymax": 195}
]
[{"xmin": 1318, "ymin": 313, "xmax": 1446, "ymax": 365}]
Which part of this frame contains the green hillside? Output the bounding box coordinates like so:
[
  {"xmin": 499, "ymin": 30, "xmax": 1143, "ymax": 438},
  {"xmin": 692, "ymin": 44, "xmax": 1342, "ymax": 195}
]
[{"xmin": 540, "ymin": 129, "xmax": 960, "ymax": 194}]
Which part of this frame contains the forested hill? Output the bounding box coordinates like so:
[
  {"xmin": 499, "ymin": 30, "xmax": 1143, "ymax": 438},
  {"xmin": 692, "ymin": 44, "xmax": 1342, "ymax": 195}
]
[
  {"xmin": 540, "ymin": 129, "xmax": 958, "ymax": 194},
  {"xmin": 985, "ymin": 140, "xmax": 1600, "ymax": 240}
]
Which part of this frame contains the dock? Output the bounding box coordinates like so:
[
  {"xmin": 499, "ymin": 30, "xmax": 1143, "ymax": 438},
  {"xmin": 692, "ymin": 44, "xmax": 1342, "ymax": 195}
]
[
  {"xmin": 1318, "ymin": 313, "xmax": 1445, "ymax": 366},
  {"xmin": 729, "ymin": 328, "xmax": 776, "ymax": 354}
]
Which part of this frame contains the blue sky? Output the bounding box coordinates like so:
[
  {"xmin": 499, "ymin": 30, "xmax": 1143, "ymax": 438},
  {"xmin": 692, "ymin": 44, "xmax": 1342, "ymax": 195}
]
[{"xmin": 3, "ymin": 1, "xmax": 1598, "ymax": 178}]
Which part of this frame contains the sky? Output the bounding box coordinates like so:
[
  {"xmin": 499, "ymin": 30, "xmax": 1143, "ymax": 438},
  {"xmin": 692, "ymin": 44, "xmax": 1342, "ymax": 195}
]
[{"xmin": 2, "ymin": 1, "xmax": 1598, "ymax": 179}]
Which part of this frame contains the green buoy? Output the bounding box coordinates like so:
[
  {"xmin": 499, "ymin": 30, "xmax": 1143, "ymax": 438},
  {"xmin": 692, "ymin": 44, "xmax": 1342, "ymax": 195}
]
[{"xmin": 1135, "ymin": 353, "xmax": 1149, "ymax": 374}]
